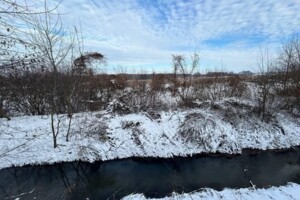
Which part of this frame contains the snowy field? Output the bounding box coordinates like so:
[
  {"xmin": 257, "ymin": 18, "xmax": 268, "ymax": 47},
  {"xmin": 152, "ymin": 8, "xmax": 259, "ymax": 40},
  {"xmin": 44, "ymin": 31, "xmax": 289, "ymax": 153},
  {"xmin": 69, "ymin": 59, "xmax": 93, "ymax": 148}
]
[{"xmin": 122, "ymin": 183, "xmax": 300, "ymax": 200}]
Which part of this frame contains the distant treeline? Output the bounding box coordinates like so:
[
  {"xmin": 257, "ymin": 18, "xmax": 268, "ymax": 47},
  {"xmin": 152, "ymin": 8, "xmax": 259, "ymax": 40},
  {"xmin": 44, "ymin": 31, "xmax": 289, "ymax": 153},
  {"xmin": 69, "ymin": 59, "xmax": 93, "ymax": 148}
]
[{"xmin": 95, "ymin": 71, "xmax": 254, "ymax": 81}]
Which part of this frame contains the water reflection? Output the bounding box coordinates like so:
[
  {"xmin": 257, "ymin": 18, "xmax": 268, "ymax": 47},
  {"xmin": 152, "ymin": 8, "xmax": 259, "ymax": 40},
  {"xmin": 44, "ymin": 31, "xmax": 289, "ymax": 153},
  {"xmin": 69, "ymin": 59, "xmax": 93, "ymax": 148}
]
[{"xmin": 0, "ymin": 148, "xmax": 300, "ymax": 199}]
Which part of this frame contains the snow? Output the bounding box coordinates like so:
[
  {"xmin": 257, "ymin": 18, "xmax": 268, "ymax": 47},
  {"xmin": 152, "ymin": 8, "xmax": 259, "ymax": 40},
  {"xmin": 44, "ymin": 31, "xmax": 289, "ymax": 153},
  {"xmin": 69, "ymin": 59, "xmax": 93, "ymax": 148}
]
[
  {"xmin": 122, "ymin": 183, "xmax": 300, "ymax": 200},
  {"xmin": 1, "ymin": 98, "xmax": 300, "ymax": 200},
  {"xmin": 0, "ymin": 99, "xmax": 300, "ymax": 170}
]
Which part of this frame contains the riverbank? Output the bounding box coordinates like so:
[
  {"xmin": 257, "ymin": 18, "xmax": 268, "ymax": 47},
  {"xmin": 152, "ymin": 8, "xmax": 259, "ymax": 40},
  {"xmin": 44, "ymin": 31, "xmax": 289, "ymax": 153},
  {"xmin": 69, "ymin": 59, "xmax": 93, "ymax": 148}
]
[
  {"xmin": 0, "ymin": 99, "xmax": 300, "ymax": 170},
  {"xmin": 123, "ymin": 183, "xmax": 300, "ymax": 200}
]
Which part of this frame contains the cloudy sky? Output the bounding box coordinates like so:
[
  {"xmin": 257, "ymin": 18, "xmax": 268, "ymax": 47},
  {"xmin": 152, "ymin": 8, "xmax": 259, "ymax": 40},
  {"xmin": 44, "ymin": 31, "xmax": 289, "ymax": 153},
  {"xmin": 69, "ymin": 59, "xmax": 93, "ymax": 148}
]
[{"xmin": 50, "ymin": 0, "xmax": 300, "ymax": 73}]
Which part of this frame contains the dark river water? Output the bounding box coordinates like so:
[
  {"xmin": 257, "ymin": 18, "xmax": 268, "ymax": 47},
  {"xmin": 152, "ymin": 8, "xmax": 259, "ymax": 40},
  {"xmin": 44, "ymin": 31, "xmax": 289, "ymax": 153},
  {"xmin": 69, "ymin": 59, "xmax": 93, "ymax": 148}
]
[{"xmin": 1, "ymin": 148, "xmax": 300, "ymax": 200}]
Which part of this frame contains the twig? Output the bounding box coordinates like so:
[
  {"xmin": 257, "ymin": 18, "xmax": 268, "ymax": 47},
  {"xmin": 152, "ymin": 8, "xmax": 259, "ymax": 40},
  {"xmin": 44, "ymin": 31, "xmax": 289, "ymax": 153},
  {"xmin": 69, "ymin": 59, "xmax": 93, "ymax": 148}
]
[
  {"xmin": 4, "ymin": 188, "xmax": 35, "ymax": 199},
  {"xmin": 106, "ymin": 184, "xmax": 128, "ymax": 200}
]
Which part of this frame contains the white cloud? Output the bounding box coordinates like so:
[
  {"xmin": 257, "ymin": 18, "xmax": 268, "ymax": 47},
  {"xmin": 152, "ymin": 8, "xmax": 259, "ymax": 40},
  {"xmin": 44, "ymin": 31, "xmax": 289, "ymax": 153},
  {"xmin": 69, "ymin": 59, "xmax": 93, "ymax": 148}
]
[{"xmin": 29, "ymin": 0, "xmax": 300, "ymax": 72}]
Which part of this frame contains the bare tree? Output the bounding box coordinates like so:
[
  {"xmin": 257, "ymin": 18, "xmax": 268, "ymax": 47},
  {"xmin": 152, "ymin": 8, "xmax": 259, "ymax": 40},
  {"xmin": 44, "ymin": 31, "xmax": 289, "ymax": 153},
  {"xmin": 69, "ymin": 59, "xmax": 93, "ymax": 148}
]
[
  {"xmin": 27, "ymin": 3, "xmax": 77, "ymax": 148},
  {"xmin": 0, "ymin": 1, "xmax": 61, "ymax": 120},
  {"xmin": 256, "ymin": 45, "xmax": 274, "ymax": 122},
  {"xmin": 276, "ymin": 35, "xmax": 300, "ymax": 115},
  {"xmin": 172, "ymin": 53, "xmax": 200, "ymax": 105},
  {"xmin": 64, "ymin": 52, "xmax": 105, "ymax": 142},
  {"xmin": 0, "ymin": 0, "xmax": 60, "ymax": 70}
]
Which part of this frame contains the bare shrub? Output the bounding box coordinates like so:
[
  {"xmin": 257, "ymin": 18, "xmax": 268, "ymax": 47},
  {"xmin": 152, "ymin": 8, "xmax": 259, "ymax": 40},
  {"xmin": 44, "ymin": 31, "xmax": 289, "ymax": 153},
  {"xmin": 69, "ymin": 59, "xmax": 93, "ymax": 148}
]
[
  {"xmin": 114, "ymin": 75, "xmax": 166, "ymax": 112},
  {"xmin": 193, "ymin": 74, "xmax": 246, "ymax": 104},
  {"xmin": 74, "ymin": 116, "xmax": 109, "ymax": 142},
  {"xmin": 226, "ymin": 76, "xmax": 246, "ymax": 97},
  {"xmin": 3, "ymin": 67, "xmax": 52, "ymax": 115},
  {"xmin": 211, "ymin": 100, "xmax": 284, "ymax": 135},
  {"xmin": 150, "ymin": 73, "xmax": 166, "ymax": 92},
  {"xmin": 107, "ymin": 99, "xmax": 132, "ymax": 115},
  {"xmin": 118, "ymin": 90, "xmax": 164, "ymax": 112}
]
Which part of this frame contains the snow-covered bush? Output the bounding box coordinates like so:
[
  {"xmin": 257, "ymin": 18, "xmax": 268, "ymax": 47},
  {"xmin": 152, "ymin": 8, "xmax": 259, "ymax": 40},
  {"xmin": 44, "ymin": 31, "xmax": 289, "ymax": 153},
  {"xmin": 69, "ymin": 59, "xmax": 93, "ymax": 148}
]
[
  {"xmin": 178, "ymin": 111, "xmax": 238, "ymax": 152},
  {"xmin": 211, "ymin": 99, "xmax": 284, "ymax": 136},
  {"xmin": 74, "ymin": 116, "xmax": 110, "ymax": 142}
]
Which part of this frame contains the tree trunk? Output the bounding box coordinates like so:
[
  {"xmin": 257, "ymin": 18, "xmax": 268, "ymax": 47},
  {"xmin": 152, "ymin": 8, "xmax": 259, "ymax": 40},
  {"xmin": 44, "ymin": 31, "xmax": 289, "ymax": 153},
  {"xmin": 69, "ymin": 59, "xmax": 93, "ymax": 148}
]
[{"xmin": 51, "ymin": 112, "xmax": 57, "ymax": 148}]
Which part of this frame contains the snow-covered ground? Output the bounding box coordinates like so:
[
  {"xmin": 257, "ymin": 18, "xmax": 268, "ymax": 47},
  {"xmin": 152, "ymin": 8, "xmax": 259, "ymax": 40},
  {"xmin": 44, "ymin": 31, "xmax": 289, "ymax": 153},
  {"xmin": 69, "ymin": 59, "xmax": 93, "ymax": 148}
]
[
  {"xmin": 122, "ymin": 183, "xmax": 300, "ymax": 200},
  {"xmin": 1, "ymin": 98, "xmax": 300, "ymax": 200},
  {"xmin": 0, "ymin": 99, "xmax": 300, "ymax": 170}
]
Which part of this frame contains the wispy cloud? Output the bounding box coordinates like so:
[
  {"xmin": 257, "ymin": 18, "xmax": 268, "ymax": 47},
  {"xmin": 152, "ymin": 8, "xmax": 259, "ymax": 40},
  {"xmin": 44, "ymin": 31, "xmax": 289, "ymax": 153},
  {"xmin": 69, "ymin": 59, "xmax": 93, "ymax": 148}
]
[{"xmin": 43, "ymin": 0, "xmax": 300, "ymax": 72}]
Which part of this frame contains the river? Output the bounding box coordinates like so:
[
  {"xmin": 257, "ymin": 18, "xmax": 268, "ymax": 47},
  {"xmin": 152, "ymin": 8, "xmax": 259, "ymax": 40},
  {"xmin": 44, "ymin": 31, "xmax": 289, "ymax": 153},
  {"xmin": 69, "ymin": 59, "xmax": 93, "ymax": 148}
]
[{"xmin": 1, "ymin": 148, "xmax": 300, "ymax": 199}]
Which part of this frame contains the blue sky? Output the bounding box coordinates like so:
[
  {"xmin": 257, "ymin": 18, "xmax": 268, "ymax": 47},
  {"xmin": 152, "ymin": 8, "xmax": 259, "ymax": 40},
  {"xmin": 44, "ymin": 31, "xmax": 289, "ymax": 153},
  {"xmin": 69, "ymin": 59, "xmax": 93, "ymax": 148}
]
[{"xmin": 51, "ymin": 0, "xmax": 300, "ymax": 73}]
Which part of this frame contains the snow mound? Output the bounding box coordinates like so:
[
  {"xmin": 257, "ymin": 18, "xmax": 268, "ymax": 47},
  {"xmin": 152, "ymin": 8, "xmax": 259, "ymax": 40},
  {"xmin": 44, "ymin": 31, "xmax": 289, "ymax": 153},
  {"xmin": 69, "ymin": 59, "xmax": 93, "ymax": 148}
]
[
  {"xmin": 122, "ymin": 183, "xmax": 300, "ymax": 200},
  {"xmin": 178, "ymin": 111, "xmax": 239, "ymax": 153}
]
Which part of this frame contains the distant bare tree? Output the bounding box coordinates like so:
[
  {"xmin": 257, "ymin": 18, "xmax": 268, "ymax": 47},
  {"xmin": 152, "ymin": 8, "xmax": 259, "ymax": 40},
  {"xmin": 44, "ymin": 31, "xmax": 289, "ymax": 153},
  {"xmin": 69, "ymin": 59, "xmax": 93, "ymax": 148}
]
[{"xmin": 172, "ymin": 53, "xmax": 200, "ymax": 105}]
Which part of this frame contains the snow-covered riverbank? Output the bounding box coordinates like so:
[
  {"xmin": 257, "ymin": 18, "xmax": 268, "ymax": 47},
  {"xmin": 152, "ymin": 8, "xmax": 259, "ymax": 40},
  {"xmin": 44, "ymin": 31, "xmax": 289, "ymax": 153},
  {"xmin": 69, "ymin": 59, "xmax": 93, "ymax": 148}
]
[
  {"xmin": 122, "ymin": 183, "xmax": 300, "ymax": 200},
  {"xmin": 1, "ymin": 99, "xmax": 300, "ymax": 170}
]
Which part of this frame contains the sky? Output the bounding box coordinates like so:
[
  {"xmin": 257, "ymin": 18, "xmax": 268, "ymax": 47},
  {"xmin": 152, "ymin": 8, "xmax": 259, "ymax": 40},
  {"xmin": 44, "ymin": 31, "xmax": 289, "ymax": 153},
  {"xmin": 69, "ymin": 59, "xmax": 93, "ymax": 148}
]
[{"xmin": 41, "ymin": 0, "xmax": 300, "ymax": 73}]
